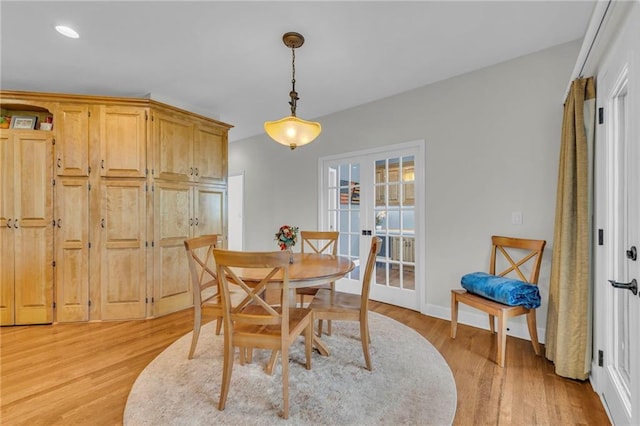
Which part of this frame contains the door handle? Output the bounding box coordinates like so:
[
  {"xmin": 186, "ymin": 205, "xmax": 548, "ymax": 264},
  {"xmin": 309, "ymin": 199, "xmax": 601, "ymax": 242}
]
[{"xmin": 608, "ymin": 278, "xmax": 638, "ymax": 295}]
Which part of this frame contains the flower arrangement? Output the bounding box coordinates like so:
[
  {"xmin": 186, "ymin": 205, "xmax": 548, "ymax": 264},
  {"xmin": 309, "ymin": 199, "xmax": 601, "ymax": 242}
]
[
  {"xmin": 375, "ymin": 211, "xmax": 386, "ymax": 226},
  {"xmin": 275, "ymin": 225, "xmax": 299, "ymax": 250}
]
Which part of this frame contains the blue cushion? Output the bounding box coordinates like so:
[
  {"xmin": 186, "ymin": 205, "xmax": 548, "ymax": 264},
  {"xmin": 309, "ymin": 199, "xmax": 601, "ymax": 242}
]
[{"xmin": 460, "ymin": 272, "xmax": 541, "ymax": 309}]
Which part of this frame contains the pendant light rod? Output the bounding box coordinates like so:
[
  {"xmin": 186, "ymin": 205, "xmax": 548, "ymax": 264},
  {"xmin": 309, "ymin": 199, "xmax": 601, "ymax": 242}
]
[
  {"xmin": 284, "ymin": 32, "xmax": 304, "ymax": 117},
  {"xmin": 264, "ymin": 31, "xmax": 321, "ymax": 150}
]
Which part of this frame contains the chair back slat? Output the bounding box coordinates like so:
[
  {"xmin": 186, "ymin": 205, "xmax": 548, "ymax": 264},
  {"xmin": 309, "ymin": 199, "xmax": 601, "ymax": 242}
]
[
  {"xmin": 301, "ymin": 231, "xmax": 339, "ymax": 255},
  {"xmin": 184, "ymin": 235, "xmax": 221, "ymax": 305},
  {"xmin": 489, "ymin": 236, "xmax": 546, "ymax": 285},
  {"xmin": 214, "ymin": 249, "xmax": 291, "ymax": 330}
]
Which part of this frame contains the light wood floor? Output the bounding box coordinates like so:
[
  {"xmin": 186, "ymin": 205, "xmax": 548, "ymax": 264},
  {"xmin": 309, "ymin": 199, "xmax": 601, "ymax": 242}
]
[{"xmin": 1, "ymin": 301, "xmax": 610, "ymax": 425}]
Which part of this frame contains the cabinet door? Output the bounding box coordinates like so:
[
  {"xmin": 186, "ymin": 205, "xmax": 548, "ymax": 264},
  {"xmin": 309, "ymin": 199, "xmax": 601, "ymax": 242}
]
[
  {"xmin": 100, "ymin": 106, "xmax": 147, "ymax": 178},
  {"xmin": 0, "ymin": 131, "xmax": 15, "ymax": 325},
  {"xmin": 55, "ymin": 178, "xmax": 89, "ymax": 322},
  {"xmin": 193, "ymin": 185, "xmax": 225, "ymax": 240},
  {"xmin": 153, "ymin": 111, "xmax": 193, "ymax": 182},
  {"xmin": 13, "ymin": 132, "xmax": 54, "ymax": 324},
  {"xmin": 55, "ymin": 104, "xmax": 90, "ymax": 177},
  {"xmin": 194, "ymin": 124, "xmax": 227, "ymax": 184},
  {"xmin": 153, "ymin": 181, "xmax": 192, "ymax": 316},
  {"xmin": 100, "ymin": 180, "xmax": 147, "ymax": 320}
]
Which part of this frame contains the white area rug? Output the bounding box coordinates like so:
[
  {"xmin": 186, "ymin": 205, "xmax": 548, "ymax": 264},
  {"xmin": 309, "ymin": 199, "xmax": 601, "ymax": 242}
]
[{"xmin": 124, "ymin": 312, "xmax": 456, "ymax": 425}]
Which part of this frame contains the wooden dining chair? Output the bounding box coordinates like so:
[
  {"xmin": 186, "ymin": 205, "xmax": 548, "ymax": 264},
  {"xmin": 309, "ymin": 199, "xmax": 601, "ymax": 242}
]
[
  {"xmin": 308, "ymin": 237, "xmax": 381, "ymax": 371},
  {"xmin": 184, "ymin": 234, "xmax": 224, "ymax": 360},
  {"xmin": 450, "ymin": 235, "xmax": 547, "ymax": 367},
  {"xmin": 213, "ymin": 249, "xmax": 313, "ymax": 419},
  {"xmin": 296, "ymin": 230, "xmax": 339, "ymax": 335}
]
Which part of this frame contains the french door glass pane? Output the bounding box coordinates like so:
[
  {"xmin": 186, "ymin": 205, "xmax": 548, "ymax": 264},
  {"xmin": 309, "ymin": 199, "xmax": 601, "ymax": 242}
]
[
  {"xmin": 328, "ymin": 162, "xmax": 361, "ymax": 280},
  {"xmin": 374, "ymin": 155, "xmax": 415, "ymax": 290}
]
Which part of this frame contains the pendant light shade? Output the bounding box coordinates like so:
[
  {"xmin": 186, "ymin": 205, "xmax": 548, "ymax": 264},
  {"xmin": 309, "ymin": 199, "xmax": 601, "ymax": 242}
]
[
  {"xmin": 264, "ymin": 32, "xmax": 321, "ymax": 150},
  {"xmin": 264, "ymin": 115, "xmax": 321, "ymax": 150}
]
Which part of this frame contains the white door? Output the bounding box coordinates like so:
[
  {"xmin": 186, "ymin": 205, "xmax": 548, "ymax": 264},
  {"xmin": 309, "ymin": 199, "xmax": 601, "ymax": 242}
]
[
  {"xmin": 228, "ymin": 173, "xmax": 244, "ymax": 250},
  {"xmin": 320, "ymin": 142, "xmax": 424, "ymax": 311},
  {"xmin": 595, "ymin": 6, "xmax": 640, "ymax": 424}
]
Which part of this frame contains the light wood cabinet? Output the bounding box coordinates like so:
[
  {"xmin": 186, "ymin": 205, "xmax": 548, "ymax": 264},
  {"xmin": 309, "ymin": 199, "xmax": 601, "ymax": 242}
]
[
  {"xmin": 55, "ymin": 103, "xmax": 90, "ymax": 177},
  {"xmin": 194, "ymin": 124, "xmax": 227, "ymax": 183},
  {"xmin": 0, "ymin": 130, "xmax": 54, "ymax": 325},
  {"xmin": 152, "ymin": 110, "xmax": 227, "ymax": 184},
  {"xmin": 54, "ymin": 177, "xmax": 90, "ymax": 322},
  {"xmin": 1, "ymin": 90, "xmax": 231, "ymax": 324},
  {"xmin": 153, "ymin": 182, "xmax": 225, "ymax": 316},
  {"xmin": 99, "ymin": 105, "xmax": 147, "ymax": 178},
  {"xmin": 153, "ymin": 111, "xmax": 194, "ymax": 182},
  {"xmin": 98, "ymin": 180, "xmax": 147, "ymax": 320}
]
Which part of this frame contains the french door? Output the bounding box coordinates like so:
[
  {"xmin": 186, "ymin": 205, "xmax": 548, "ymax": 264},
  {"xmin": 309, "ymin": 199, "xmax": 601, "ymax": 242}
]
[
  {"xmin": 319, "ymin": 142, "xmax": 424, "ymax": 311},
  {"xmin": 595, "ymin": 6, "xmax": 639, "ymax": 424}
]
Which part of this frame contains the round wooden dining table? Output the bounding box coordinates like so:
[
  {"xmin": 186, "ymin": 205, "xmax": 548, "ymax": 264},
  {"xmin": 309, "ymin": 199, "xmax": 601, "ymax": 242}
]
[
  {"xmin": 230, "ymin": 252, "xmax": 355, "ymax": 361},
  {"xmin": 231, "ymin": 252, "xmax": 355, "ymax": 292}
]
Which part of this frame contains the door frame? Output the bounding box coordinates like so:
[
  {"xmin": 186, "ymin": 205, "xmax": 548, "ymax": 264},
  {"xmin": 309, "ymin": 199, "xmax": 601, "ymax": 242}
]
[{"xmin": 317, "ymin": 139, "xmax": 427, "ymax": 313}]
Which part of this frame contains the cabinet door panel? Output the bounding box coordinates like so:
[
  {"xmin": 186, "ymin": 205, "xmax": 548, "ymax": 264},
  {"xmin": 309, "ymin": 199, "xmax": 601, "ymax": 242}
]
[
  {"xmin": 0, "ymin": 132, "xmax": 14, "ymax": 324},
  {"xmin": 14, "ymin": 225, "xmax": 53, "ymax": 324},
  {"xmin": 153, "ymin": 112, "xmax": 193, "ymax": 182},
  {"xmin": 14, "ymin": 132, "xmax": 53, "ymax": 324},
  {"xmin": 0, "ymin": 131, "xmax": 15, "ymax": 325},
  {"xmin": 100, "ymin": 180, "xmax": 146, "ymax": 320},
  {"xmin": 194, "ymin": 125, "xmax": 226, "ymax": 183},
  {"xmin": 0, "ymin": 132, "xmax": 12, "ymax": 228},
  {"xmin": 153, "ymin": 182, "xmax": 192, "ymax": 316},
  {"xmin": 55, "ymin": 178, "xmax": 89, "ymax": 322},
  {"xmin": 194, "ymin": 185, "xmax": 225, "ymax": 238},
  {"xmin": 55, "ymin": 104, "xmax": 89, "ymax": 177},
  {"xmin": 0, "ymin": 224, "xmax": 14, "ymax": 325},
  {"xmin": 100, "ymin": 106, "xmax": 147, "ymax": 177}
]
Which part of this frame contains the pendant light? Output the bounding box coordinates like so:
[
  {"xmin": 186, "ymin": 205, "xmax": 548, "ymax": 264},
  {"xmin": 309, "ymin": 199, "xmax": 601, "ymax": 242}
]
[{"xmin": 264, "ymin": 32, "xmax": 321, "ymax": 150}]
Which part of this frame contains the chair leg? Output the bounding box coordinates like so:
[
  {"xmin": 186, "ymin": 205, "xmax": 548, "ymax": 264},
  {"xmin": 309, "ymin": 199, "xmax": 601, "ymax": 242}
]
[
  {"xmin": 526, "ymin": 309, "xmax": 542, "ymax": 356},
  {"xmin": 281, "ymin": 346, "xmax": 289, "ymax": 419},
  {"xmin": 215, "ymin": 316, "xmax": 223, "ymax": 335},
  {"xmin": 327, "ymin": 283, "xmax": 335, "ymax": 336},
  {"xmin": 361, "ymin": 315, "xmax": 372, "ymax": 371},
  {"xmin": 188, "ymin": 306, "xmax": 202, "ymax": 360},
  {"xmin": 317, "ymin": 319, "xmax": 324, "ymax": 336},
  {"xmin": 239, "ymin": 347, "xmax": 246, "ymax": 365},
  {"xmin": 305, "ymin": 321, "xmax": 313, "ymax": 370},
  {"xmin": 450, "ymin": 292, "xmax": 459, "ymax": 338},
  {"xmin": 218, "ymin": 334, "xmax": 234, "ymax": 411},
  {"xmin": 489, "ymin": 314, "xmax": 496, "ymax": 334},
  {"xmin": 266, "ymin": 350, "xmax": 279, "ymax": 375},
  {"xmin": 496, "ymin": 313, "xmax": 507, "ymax": 368}
]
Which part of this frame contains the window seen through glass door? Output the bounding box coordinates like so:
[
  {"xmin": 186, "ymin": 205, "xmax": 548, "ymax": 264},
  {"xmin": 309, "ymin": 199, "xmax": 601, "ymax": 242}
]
[
  {"xmin": 374, "ymin": 155, "xmax": 415, "ymax": 290},
  {"xmin": 327, "ymin": 162, "xmax": 360, "ymax": 280}
]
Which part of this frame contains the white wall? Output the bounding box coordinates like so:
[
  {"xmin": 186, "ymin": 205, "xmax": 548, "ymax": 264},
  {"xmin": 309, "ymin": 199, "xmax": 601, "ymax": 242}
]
[{"xmin": 229, "ymin": 40, "xmax": 581, "ymax": 340}]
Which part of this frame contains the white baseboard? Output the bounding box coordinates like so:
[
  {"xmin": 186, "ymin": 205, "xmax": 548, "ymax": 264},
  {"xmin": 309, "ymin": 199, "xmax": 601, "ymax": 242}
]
[{"xmin": 424, "ymin": 303, "xmax": 546, "ymax": 344}]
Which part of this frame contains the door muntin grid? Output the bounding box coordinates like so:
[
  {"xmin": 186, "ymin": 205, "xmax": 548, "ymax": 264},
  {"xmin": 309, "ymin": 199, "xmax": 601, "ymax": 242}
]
[{"xmin": 374, "ymin": 155, "xmax": 415, "ymax": 290}]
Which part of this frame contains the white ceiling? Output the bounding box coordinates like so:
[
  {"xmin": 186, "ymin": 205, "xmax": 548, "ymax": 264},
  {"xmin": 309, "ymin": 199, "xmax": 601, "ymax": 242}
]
[{"xmin": 1, "ymin": 1, "xmax": 594, "ymax": 142}]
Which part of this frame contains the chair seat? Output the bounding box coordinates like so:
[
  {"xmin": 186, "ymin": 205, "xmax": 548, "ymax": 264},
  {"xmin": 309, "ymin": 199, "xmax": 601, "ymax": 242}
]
[
  {"xmin": 296, "ymin": 283, "xmax": 331, "ymax": 296},
  {"xmin": 234, "ymin": 307, "xmax": 313, "ymax": 343},
  {"xmin": 451, "ymin": 289, "xmax": 530, "ymax": 317},
  {"xmin": 308, "ymin": 288, "xmax": 362, "ymax": 313},
  {"xmin": 202, "ymin": 289, "xmax": 245, "ymax": 308}
]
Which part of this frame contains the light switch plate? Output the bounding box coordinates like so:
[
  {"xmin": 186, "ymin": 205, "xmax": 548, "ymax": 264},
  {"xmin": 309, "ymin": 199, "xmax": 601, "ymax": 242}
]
[{"xmin": 511, "ymin": 211, "xmax": 523, "ymax": 225}]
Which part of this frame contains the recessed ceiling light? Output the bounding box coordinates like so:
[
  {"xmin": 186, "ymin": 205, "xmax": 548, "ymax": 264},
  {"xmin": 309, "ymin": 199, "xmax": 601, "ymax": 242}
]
[{"xmin": 55, "ymin": 25, "xmax": 79, "ymax": 39}]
